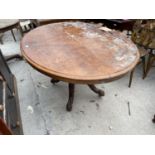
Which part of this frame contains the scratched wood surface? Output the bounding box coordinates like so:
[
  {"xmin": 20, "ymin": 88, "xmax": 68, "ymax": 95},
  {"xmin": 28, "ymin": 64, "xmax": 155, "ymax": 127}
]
[
  {"xmin": 21, "ymin": 22, "xmax": 140, "ymax": 84},
  {"xmin": 0, "ymin": 19, "xmax": 19, "ymax": 30}
]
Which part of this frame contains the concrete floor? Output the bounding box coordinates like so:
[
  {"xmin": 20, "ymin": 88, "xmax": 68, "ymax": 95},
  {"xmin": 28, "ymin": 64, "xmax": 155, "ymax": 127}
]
[{"xmin": 1, "ymin": 29, "xmax": 155, "ymax": 135}]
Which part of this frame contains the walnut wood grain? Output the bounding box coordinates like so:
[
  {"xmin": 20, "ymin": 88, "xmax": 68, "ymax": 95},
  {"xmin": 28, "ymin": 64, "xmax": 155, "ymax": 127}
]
[{"xmin": 21, "ymin": 22, "xmax": 140, "ymax": 84}]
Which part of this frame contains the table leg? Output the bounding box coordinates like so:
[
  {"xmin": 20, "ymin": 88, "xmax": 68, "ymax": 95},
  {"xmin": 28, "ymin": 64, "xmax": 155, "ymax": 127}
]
[
  {"xmin": 152, "ymin": 115, "xmax": 155, "ymax": 123},
  {"xmin": 11, "ymin": 29, "xmax": 16, "ymax": 42},
  {"xmin": 66, "ymin": 83, "xmax": 75, "ymax": 111},
  {"xmin": 88, "ymin": 84, "xmax": 105, "ymax": 96},
  {"xmin": 51, "ymin": 79, "xmax": 60, "ymax": 84}
]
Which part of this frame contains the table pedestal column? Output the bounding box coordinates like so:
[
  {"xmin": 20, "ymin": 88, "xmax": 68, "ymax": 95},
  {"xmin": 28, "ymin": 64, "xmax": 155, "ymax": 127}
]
[
  {"xmin": 66, "ymin": 83, "xmax": 75, "ymax": 111},
  {"xmin": 51, "ymin": 79, "xmax": 105, "ymax": 111}
]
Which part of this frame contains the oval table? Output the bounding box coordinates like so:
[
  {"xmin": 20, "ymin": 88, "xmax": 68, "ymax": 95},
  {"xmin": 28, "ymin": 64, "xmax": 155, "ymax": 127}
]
[{"xmin": 21, "ymin": 22, "xmax": 140, "ymax": 111}]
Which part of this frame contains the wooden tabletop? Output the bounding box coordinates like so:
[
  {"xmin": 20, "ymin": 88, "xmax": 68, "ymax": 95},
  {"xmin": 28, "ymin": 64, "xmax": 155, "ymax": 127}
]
[
  {"xmin": 0, "ymin": 19, "xmax": 19, "ymax": 30},
  {"xmin": 21, "ymin": 22, "xmax": 140, "ymax": 84}
]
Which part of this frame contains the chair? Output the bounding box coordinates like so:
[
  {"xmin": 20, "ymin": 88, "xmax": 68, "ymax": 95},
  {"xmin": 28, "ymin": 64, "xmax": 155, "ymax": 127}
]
[
  {"xmin": 131, "ymin": 20, "xmax": 155, "ymax": 79},
  {"xmin": 128, "ymin": 46, "xmax": 148, "ymax": 87},
  {"xmin": 0, "ymin": 49, "xmax": 23, "ymax": 134},
  {"xmin": 19, "ymin": 19, "xmax": 37, "ymax": 34},
  {"xmin": 128, "ymin": 20, "xmax": 153, "ymax": 87}
]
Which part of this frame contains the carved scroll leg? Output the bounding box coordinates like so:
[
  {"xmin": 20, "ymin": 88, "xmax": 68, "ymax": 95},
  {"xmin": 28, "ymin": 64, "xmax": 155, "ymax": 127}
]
[
  {"xmin": 152, "ymin": 115, "xmax": 155, "ymax": 123},
  {"xmin": 88, "ymin": 84, "xmax": 105, "ymax": 97},
  {"xmin": 66, "ymin": 83, "xmax": 75, "ymax": 111},
  {"xmin": 51, "ymin": 79, "xmax": 60, "ymax": 84}
]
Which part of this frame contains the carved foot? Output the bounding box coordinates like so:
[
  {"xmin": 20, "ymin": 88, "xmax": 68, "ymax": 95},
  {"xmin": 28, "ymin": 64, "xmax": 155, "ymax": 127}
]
[
  {"xmin": 152, "ymin": 115, "xmax": 155, "ymax": 123},
  {"xmin": 88, "ymin": 84, "xmax": 105, "ymax": 97},
  {"xmin": 51, "ymin": 79, "xmax": 60, "ymax": 84},
  {"xmin": 66, "ymin": 83, "xmax": 75, "ymax": 111}
]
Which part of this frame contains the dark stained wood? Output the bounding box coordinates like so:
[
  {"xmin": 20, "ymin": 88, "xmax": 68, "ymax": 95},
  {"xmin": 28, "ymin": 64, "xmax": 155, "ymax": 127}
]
[
  {"xmin": 88, "ymin": 84, "xmax": 105, "ymax": 96},
  {"xmin": 66, "ymin": 83, "xmax": 75, "ymax": 111},
  {"xmin": 51, "ymin": 79, "xmax": 60, "ymax": 84},
  {"xmin": 0, "ymin": 50, "xmax": 23, "ymax": 134},
  {"xmin": 102, "ymin": 19, "xmax": 135, "ymax": 31},
  {"xmin": 21, "ymin": 22, "xmax": 140, "ymax": 84},
  {"xmin": 5, "ymin": 76, "xmax": 23, "ymax": 135},
  {"xmin": 13, "ymin": 76, "xmax": 23, "ymax": 134},
  {"xmin": 152, "ymin": 115, "xmax": 155, "ymax": 123},
  {"xmin": 0, "ymin": 50, "xmax": 14, "ymax": 93}
]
